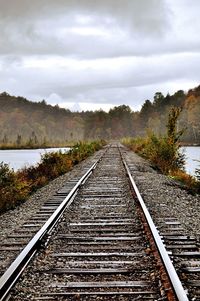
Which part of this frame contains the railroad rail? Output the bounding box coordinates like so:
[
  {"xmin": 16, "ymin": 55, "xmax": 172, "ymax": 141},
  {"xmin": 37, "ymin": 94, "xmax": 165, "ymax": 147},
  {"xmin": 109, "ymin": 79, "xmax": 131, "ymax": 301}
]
[
  {"xmin": 0, "ymin": 150, "xmax": 105, "ymax": 300},
  {"xmin": 0, "ymin": 144, "xmax": 199, "ymax": 300}
]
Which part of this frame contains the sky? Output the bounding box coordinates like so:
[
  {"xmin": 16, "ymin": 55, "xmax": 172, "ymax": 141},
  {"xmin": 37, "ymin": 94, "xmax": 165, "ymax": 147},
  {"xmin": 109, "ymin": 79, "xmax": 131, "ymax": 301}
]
[{"xmin": 0, "ymin": 0, "xmax": 199, "ymax": 112}]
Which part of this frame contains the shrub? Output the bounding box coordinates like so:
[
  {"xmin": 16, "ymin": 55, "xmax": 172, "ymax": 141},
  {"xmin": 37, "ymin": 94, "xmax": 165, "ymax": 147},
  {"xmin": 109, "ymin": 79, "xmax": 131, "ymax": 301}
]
[
  {"xmin": 141, "ymin": 132, "xmax": 185, "ymax": 174},
  {"xmin": 0, "ymin": 140, "xmax": 105, "ymax": 213},
  {"xmin": 19, "ymin": 151, "xmax": 73, "ymax": 191},
  {"xmin": 122, "ymin": 109, "xmax": 200, "ymax": 193},
  {"xmin": 123, "ymin": 108, "xmax": 185, "ymax": 174},
  {"xmin": 0, "ymin": 162, "xmax": 30, "ymax": 211}
]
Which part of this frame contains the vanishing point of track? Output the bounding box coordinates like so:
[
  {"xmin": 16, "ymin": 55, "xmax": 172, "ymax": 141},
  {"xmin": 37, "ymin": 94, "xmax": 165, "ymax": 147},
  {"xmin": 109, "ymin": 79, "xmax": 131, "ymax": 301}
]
[{"xmin": 0, "ymin": 144, "xmax": 199, "ymax": 300}]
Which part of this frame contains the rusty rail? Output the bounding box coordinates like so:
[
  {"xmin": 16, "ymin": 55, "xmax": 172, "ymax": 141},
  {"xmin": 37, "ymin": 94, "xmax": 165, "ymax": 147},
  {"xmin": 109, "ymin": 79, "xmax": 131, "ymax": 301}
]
[
  {"xmin": 0, "ymin": 155, "xmax": 103, "ymax": 301},
  {"xmin": 122, "ymin": 156, "xmax": 189, "ymax": 301}
]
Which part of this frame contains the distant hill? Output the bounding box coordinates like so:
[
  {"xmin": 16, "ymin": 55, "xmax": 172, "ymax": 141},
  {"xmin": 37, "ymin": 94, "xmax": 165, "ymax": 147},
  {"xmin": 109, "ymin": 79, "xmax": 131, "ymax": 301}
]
[
  {"xmin": 0, "ymin": 85, "xmax": 200, "ymax": 146},
  {"xmin": 0, "ymin": 92, "xmax": 84, "ymax": 146}
]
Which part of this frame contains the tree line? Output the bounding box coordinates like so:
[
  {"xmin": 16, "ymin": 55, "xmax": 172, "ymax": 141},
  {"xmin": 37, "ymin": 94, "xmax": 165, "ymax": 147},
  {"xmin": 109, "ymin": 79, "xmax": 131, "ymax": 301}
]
[{"xmin": 0, "ymin": 85, "xmax": 200, "ymax": 147}]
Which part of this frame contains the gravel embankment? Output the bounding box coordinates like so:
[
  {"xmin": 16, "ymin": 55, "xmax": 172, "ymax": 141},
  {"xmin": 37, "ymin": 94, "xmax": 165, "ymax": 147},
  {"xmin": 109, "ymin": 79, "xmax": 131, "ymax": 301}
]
[
  {"xmin": 123, "ymin": 149, "xmax": 200, "ymax": 244},
  {"xmin": 8, "ymin": 144, "xmax": 162, "ymax": 301},
  {"xmin": 0, "ymin": 149, "xmax": 103, "ymax": 242},
  {"xmin": 1, "ymin": 146, "xmax": 199, "ymax": 246}
]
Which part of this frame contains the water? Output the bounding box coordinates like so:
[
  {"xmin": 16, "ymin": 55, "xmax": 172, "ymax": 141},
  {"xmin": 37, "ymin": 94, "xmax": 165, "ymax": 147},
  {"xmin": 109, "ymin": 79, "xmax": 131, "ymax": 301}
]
[
  {"xmin": 0, "ymin": 146, "xmax": 199, "ymax": 176},
  {"xmin": 0, "ymin": 148, "xmax": 70, "ymax": 171},
  {"xmin": 181, "ymin": 146, "xmax": 200, "ymax": 176}
]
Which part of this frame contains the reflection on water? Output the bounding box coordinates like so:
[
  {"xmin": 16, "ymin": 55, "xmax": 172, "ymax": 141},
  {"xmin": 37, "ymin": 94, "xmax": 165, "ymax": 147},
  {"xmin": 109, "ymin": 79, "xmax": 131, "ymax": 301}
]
[{"xmin": 0, "ymin": 148, "xmax": 70, "ymax": 171}]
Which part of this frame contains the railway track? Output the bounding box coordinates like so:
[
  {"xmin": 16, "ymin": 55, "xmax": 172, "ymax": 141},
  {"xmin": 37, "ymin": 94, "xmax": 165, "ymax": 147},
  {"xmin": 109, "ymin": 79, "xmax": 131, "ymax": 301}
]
[{"xmin": 0, "ymin": 144, "xmax": 199, "ymax": 300}]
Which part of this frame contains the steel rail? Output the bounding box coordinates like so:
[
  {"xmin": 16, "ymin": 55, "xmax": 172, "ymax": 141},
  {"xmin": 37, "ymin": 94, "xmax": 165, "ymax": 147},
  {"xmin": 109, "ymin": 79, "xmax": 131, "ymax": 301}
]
[
  {"xmin": 122, "ymin": 156, "xmax": 189, "ymax": 301},
  {"xmin": 0, "ymin": 154, "xmax": 103, "ymax": 301}
]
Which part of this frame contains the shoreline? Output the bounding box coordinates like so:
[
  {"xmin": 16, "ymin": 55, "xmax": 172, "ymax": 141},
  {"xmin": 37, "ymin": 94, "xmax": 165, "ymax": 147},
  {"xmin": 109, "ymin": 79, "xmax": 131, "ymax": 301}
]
[
  {"xmin": 0, "ymin": 145, "xmax": 73, "ymax": 150},
  {"xmin": 180, "ymin": 143, "xmax": 200, "ymax": 147},
  {"xmin": 0, "ymin": 141, "xmax": 199, "ymax": 150}
]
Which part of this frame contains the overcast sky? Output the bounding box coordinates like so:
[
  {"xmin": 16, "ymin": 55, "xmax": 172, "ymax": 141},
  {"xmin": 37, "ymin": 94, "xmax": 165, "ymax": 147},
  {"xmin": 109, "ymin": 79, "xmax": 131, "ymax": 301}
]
[{"xmin": 0, "ymin": 0, "xmax": 199, "ymax": 111}]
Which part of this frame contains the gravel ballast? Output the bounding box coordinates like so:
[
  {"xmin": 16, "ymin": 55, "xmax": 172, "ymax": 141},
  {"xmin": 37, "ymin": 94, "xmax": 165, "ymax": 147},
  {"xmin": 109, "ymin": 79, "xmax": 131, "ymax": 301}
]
[
  {"xmin": 0, "ymin": 149, "xmax": 103, "ymax": 242},
  {"xmin": 0, "ymin": 145, "xmax": 200, "ymax": 301},
  {"xmin": 0, "ymin": 146, "xmax": 199, "ymax": 244},
  {"xmin": 123, "ymin": 148, "xmax": 200, "ymax": 244}
]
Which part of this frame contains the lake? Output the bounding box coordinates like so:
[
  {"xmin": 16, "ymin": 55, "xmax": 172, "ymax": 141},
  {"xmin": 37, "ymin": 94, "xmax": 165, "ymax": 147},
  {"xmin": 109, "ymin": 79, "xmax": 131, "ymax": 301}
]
[
  {"xmin": 0, "ymin": 148, "xmax": 70, "ymax": 171},
  {"xmin": 181, "ymin": 146, "xmax": 200, "ymax": 176},
  {"xmin": 0, "ymin": 146, "xmax": 199, "ymax": 176}
]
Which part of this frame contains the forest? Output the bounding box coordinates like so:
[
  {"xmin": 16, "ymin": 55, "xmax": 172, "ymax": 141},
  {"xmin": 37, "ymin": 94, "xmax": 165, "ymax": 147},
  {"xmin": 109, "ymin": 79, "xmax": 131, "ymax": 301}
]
[{"xmin": 0, "ymin": 84, "xmax": 200, "ymax": 147}]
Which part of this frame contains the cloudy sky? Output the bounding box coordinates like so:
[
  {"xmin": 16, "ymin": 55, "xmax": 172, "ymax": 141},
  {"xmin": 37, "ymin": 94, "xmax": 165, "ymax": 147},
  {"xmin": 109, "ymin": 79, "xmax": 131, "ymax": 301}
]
[{"xmin": 0, "ymin": 0, "xmax": 199, "ymax": 111}]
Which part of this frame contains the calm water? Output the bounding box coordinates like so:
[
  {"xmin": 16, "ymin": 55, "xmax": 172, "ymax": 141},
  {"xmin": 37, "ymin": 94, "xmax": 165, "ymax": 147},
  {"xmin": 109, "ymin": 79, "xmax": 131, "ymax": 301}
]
[
  {"xmin": 0, "ymin": 148, "xmax": 70, "ymax": 171},
  {"xmin": 181, "ymin": 146, "xmax": 200, "ymax": 176},
  {"xmin": 0, "ymin": 146, "xmax": 199, "ymax": 176}
]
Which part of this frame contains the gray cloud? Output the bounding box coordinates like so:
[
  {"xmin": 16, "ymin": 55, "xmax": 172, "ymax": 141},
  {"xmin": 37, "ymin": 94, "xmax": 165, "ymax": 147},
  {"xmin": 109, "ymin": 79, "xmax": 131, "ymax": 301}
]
[
  {"xmin": 0, "ymin": 0, "xmax": 168, "ymax": 28},
  {"xmin": 0, "ymin": 0, "xmax": 199, "ymax": 59},
  {"xmin": 0, "ymin": 0, "xmax": 170, "ymax": 57},
  {"xmin": 0, "ymin": 0, "xmax": 199, "ymax": 110}
]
